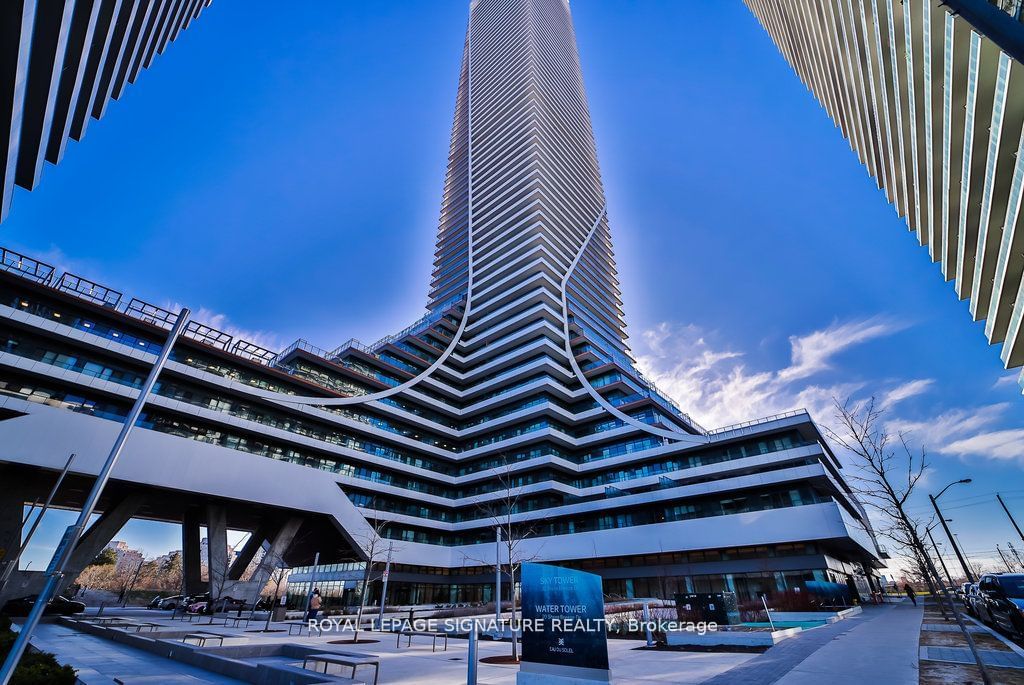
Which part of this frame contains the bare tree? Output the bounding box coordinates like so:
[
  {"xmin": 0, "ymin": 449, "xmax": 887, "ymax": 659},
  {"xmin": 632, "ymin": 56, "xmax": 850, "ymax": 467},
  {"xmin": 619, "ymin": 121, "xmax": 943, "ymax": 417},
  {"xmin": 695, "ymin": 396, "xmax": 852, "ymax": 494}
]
[
  {"xmin": 116, "ymin": 557, "xmax": 145, "ymax": 606},
  {"xmin": 829, "ymin": 397, "xmax": 991, "ymax": 685},
  {"xmin": 262, "ymin": 561, "xmax": 288, "ymax": 633},
  {"xmin": 351, "ymin": 508, "xmax": 397, "ymax": 642},
  {"xmin": 469, "ymin": 459, "xmax": 541, "ymax": 662}
]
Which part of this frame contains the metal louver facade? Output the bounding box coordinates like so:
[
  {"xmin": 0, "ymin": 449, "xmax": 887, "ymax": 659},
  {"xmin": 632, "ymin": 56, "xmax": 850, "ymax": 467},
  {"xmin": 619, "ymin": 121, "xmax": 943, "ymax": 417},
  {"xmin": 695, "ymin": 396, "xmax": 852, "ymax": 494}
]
[
  {"xmin": 746, "ymin": 0, "xmax": 1024, "ymax": 392},
  {"xmin": 1, "ymin": 0, "xmax": 214, "ymax": 222}
]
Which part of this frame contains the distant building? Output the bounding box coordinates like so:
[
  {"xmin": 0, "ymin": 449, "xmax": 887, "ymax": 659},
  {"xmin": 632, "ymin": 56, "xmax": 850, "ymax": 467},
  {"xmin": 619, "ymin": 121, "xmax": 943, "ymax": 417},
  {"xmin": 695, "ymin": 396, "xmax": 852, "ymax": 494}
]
[{"xmin": 104, "ymin": 540, "xmax": 143, "ymax": 574}]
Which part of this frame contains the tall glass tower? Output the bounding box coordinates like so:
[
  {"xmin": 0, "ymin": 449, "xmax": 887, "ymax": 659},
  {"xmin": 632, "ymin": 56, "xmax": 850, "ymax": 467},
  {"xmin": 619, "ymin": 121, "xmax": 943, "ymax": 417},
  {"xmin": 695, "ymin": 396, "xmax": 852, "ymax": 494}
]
[{"xmin": 0, "ymin": 0, "xmax": 883, "ymax": 607}]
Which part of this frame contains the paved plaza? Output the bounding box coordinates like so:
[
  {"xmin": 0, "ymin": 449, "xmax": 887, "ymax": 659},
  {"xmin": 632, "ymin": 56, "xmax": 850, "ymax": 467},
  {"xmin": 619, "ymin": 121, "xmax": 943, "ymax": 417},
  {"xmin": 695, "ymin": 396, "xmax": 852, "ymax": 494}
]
[{"xmin": 12, "ymin": 602, "xmax": 929, "ymax": 684}]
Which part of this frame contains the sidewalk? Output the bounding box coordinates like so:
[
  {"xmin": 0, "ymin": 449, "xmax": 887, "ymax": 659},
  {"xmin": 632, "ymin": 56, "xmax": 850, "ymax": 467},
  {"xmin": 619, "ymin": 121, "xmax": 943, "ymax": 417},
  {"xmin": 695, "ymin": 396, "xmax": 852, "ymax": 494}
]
[
  {"xmin": 775, "ymin": 602, "xmax": 921, "ymax": 684},
  {"xmin": 702, "ymin": 602, "xmax": 922, "ymax": 685}
]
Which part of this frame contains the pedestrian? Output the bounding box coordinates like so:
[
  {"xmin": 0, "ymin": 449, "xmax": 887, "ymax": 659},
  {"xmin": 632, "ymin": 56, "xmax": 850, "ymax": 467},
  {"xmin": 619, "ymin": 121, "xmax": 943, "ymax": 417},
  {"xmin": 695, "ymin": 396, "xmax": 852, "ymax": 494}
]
[
  {"xmin": 308, "ymin": 589, "xmax": 322, "ymax": 620},
  {"xmin": 904, "ymin": 583, "xmax": 917, "ymax": 606}
]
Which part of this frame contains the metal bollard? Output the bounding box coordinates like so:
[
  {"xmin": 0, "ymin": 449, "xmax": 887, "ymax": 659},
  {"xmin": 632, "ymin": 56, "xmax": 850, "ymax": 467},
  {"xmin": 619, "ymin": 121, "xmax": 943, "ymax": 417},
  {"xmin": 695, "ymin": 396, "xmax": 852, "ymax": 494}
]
[
  {"xmin": 642, "ymin": 602, "xmax": 654, "ymax": 647},
  {"xmin": 467, "ymin": 625, "xmax": 478, "ymax": 685}
]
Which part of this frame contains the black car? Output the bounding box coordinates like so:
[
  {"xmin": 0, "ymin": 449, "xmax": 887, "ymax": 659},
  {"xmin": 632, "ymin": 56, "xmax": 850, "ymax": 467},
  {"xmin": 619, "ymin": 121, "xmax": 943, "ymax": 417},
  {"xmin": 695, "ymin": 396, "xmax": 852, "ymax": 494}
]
[
  {"xmin": 976, "ymin": 574, "xmax": 1024, "ymax": 638},
  {"xmin": 1, "ymin": 595, "xmax": 86, "ymax": 617}
]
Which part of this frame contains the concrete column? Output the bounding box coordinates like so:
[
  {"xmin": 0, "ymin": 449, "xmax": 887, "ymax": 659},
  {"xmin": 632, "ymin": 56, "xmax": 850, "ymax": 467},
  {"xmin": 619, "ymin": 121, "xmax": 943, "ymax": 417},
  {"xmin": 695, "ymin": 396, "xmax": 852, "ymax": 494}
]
[
  {"xmin": 0, "ymin": 481, "xmax": 24, "ymax": 573},
  {"xmin": 54, "ymin": 493, "xmax": 143, "ymax": 593},
  {"xmin": 182, "ymin": 507, "xmax": 203, "ymax": 595},
  {"xmin": 227, "ymin": 524, "xmax": 271, "ymax": 581},
  {"xmin": 206, "ymin": 504, "xmax": 229, "ymax": 598}
]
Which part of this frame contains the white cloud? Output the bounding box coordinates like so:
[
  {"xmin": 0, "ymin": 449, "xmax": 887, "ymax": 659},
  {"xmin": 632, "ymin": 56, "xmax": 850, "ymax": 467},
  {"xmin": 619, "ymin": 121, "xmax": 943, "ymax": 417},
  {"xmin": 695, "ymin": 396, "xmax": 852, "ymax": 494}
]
[
  {"xmin": 941, "ymin": 429, "xmax": 1024, "ymax": 463},
  {"xmin": 881, "ymin": 379, "xmax": 935, "ymax": 408},
  {"xmin": 634, "ymin": 317, "xmax": 904, "ymax": 430},
  {"xmin": 779, "ymin": 317, "xmax": 904, "ymax": 382},
  {"xmin": 886, "ymin": 404, "xmax": 1008, "ymax": 446},
  {"xmin": 165, "ymin": 302, "xmax": 283, "ymax": 353},
  {"xmin": 993, "ymin": 373, "xmax": 1020, "ymax": 389}
]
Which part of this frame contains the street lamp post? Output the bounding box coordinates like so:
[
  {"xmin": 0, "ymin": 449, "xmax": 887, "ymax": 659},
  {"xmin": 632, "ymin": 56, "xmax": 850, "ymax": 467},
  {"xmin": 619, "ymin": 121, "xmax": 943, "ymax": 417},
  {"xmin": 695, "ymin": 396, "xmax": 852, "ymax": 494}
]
[{"xmin": 930, "ymin": 479, "xmax": 975, "ymax": 583}]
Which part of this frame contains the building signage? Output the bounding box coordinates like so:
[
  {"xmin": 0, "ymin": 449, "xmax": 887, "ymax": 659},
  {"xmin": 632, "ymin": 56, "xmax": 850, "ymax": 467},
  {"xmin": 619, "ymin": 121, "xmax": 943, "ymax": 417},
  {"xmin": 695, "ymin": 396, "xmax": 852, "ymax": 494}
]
[{"xmin": 520, "ymin": 562, "xmax": 609, "ymax": 678}]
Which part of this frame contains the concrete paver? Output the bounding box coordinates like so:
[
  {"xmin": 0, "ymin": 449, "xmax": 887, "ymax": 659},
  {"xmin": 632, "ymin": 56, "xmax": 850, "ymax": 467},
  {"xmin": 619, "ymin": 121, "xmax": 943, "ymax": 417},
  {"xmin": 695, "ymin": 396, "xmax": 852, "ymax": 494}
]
[
  {"xmin": 772, "ymin": 603, "xmax": 921, "ymax": 685},
  {"xmin": 701, "ymin": 602, "xmax": 922, "ymax": 685},
  {"xmin": 16, "ymin": 604, "xmax": 931, "ymax": 685}
]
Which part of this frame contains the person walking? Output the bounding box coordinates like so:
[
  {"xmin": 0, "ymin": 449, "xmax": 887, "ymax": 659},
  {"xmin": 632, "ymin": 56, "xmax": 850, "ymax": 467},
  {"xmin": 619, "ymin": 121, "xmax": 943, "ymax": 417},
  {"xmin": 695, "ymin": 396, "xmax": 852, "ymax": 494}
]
[
  {"xmin": 904, "ymin": 583, "xmax": 917, "ymax": 606},
  {"xmin": 308, "ymin": 589, "xmax": 322, "ymax": 620}
]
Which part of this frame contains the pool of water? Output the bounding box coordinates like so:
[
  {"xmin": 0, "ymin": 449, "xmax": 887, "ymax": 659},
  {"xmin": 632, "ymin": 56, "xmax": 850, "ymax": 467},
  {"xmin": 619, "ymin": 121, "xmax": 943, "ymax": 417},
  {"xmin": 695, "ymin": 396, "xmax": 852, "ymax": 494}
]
[{"xmin": 741, "ymin": 620, "xmax": 826, "ymax": 629}]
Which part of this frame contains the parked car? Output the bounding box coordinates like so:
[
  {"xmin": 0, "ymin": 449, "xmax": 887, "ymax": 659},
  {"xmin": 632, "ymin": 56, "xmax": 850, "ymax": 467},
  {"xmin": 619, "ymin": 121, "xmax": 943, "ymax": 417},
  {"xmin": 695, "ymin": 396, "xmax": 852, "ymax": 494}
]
[
  {"xmin": 976, "ymin": 573, "xmax": 1024, "ymax": 638},
  {"xmin": 1, "ymin": 595, "xmax": 86, "ymax": 617},
  {"xmin": 964, "ymin": 584, "xmax": 982, "ymax": 618},
  {"xmin": 147, "ymin": 596, "xmax": 164, "ymax": 609},
  {"xmin": 157, "ymin": 595, "xmax": 184, "ymax": 610},
  {"xmin": 186, "ymin": 594, "xmax": 245, "ymax": 614}
]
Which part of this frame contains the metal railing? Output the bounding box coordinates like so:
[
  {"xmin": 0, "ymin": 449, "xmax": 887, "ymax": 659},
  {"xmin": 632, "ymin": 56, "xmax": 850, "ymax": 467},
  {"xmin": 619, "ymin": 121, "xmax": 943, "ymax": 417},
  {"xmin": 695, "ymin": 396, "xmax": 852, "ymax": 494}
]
[
  {"xmin": 569, "ymin": 316, "xmax": 707, "ymax": 434},
  {"xmin": 707, "ymin": 409, "xmax": 808, "ymax": 437},
  {"xmin": 369, "ymin": 293, "xmax": 466, "ymax": 352},
  {"xmin": 1, "ymin": 247, "xmax": 54, "ymax": 284},
  {"xmin": 56, "ymin": 273, "xmax": 122, "ymax": 308}
]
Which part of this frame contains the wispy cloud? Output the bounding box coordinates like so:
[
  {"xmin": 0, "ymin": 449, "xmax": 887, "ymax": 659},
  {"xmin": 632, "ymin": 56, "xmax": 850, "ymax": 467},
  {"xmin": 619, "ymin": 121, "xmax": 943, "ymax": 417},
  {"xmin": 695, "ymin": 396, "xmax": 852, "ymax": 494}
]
[
  {"xmin": 886, "ymin": 403, "xmax": 1009, "ymax": 447},
  {"xmin": 634, "ymin": 317, "xmax": 904, "ymax": 430},
  {"xmin": 881, "ymin": 379, "xmax": 935, "ymax": 408},
  {"xmin": 635, "ymin": 318, "xmax": 1024, "ymax": 466},
  {"xmin": 165, "ymin": 302, "xmax": 283, "ymax": 352},
  {"xmin": 779, "ymin": 317, "xmax": 904, "ymax": 382},
  {"xmin": 941, "ymin": 430, "xmax": 1024, "ymax": 462}
]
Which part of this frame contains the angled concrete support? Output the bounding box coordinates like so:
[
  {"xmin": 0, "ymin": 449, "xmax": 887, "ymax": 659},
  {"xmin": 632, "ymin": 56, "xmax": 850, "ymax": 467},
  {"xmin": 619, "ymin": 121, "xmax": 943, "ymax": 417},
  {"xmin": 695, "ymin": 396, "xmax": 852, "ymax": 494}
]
[
  {"xmin": 0, "ymin": 480, "xmax": 24, "ymax": 572},
  {"xmin": 227, "ymin": 523, "xmax": 271, "ymax": 581},
  {"xmin": 240, "ymin": 517, "xmax": 302, "ymax": 602},
  {"xmin": 53, "ymin": 493, "xmax": 143, "ymax": 593},
  {"xmin": 182, "ymin": 506, "xmax": 203, "ymax": 595}
]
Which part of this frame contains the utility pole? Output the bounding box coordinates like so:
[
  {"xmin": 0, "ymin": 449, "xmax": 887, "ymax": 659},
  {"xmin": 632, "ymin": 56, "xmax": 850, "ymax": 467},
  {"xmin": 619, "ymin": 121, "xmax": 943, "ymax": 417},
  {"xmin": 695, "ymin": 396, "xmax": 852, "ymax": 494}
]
[
  {"xmin": 0, "ymin": 307, "xmax": 190, "ymax": 685},
  {"xmin": 931, "ymin": 494, "xmax": 975, "ymax": 583},
  {"xmin": 926, "ymin": 526, "xmax": 954, "ymax": 588},
  {"xmin": 997, "ymin": 545, "xmax": 1014, "ymax": 573},
  {"xmin": 997, "ymin": 494, "xmax": 1024, "ymax": 544},
  {"xmin": 1009, "ymin": 542, "xmax": 1024, "ymax": 570}
]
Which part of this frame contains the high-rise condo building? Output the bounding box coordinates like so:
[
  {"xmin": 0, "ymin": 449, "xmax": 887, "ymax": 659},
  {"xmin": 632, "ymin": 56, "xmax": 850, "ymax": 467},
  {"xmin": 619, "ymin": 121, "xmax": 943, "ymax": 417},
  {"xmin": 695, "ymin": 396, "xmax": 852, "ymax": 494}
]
[
  {"xmin": 0, "ymin": 0, "xmax": 883, "ymax": 608},
  {"xmin": 746, "ymin": 0, "xmax": 1024, "ymax": 392}
]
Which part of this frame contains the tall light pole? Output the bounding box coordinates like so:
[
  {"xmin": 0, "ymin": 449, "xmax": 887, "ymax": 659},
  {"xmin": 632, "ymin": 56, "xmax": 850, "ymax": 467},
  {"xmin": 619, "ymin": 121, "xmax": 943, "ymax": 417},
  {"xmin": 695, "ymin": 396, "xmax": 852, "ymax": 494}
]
[
  {"xmin": 0, "ymin": 307, "xmax": 191, "ymax": 685},
  {"xmin": 495, "ymin": 527, "xmax": 502, "ymax": 628},
  {"xmin": 378, "ymin": 542, "xmax": 393, "ymax": 629},
  {"xmin": 930, "ymin": 479, "xmax": 975, "ymax": 583}
]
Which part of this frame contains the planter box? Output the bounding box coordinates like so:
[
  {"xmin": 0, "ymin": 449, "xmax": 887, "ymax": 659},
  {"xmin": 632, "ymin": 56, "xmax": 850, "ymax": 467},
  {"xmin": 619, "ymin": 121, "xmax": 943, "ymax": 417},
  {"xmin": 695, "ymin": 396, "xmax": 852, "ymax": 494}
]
[{"xmin": 666, "ymin": 627, "xmax": 802, "ymax": 647}]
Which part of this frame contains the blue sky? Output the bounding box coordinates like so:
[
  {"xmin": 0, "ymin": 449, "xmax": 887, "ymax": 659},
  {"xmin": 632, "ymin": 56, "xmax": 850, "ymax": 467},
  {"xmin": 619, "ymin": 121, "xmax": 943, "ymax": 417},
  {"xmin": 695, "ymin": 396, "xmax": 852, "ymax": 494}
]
[{"xmin": 7, "ymin": 1, "xmax": 1024, "ymax": 577}]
